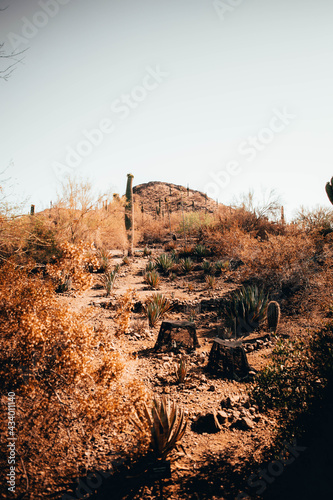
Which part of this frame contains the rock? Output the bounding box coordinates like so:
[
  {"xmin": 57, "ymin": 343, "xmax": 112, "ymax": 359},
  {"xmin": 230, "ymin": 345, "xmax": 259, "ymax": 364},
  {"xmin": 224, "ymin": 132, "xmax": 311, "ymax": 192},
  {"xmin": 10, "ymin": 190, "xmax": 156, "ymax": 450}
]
[
  {"xmin": 208, "ymin": 385, "xmax": 216, "ymax": 392},
  {"xmin": 191, "ymin": 412, "xmax": 222, "ymax": 434},
  {"xmin": 232, "ymin": 417, "xmax": 254, "ymax": 430},
  {"xmin": 216, "ymin": 410, "xmax": 228, "ymax": 425}
]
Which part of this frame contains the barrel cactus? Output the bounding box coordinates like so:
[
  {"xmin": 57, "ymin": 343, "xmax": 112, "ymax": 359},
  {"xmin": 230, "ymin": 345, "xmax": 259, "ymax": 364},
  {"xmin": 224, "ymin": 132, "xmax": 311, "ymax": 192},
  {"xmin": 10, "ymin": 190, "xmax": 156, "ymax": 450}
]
[
  {"xmin": 267, "ymin": 301, "xmax": 280, "ymax": 333},
  {"xmin": 125, "ymin": 173, "xmax": 134, "ymax": 256},
  {"xmin": 325, "ymin": 177, "xmax": 333, "ymax": 205}
]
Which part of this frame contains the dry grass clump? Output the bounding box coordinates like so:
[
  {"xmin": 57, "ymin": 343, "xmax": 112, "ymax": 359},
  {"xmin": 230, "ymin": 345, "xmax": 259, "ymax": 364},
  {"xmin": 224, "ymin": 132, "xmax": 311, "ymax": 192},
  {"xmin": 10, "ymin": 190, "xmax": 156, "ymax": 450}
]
[
  {"xmin": 114, "ymin": 288, "xmax": 137, "ymax": 335},
  {"xmin": 0, "ymin": 263, "xmax": 148, "ymax": 498}
]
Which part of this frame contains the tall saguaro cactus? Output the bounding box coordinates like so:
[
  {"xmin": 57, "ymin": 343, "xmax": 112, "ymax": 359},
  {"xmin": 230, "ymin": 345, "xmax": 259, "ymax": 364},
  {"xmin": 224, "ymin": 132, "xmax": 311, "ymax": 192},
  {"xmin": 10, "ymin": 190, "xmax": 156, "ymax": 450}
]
[
  {"xmin": 325, "ymin": 177, "xmax": 333, "ymax": 205},
  {"xmin": 125, "ymin": 173, "xmax": 134, "ymax": 256}
]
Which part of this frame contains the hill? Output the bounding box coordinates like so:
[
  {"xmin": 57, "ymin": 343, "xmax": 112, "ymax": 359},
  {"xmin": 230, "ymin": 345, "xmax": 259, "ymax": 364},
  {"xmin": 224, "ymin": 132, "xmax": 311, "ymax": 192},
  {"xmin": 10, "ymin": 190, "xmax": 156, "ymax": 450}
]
[{"xmin": 133, "ymin": 181, "xmax": 219, "ymax": 216}]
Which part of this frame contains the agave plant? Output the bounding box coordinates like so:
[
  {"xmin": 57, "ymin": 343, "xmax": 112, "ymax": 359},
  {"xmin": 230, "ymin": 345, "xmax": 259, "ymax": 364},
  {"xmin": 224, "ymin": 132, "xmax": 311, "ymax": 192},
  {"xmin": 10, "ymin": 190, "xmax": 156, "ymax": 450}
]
[
  {"xmin": 99, "ymin": 264, "xmax": 119, "ymax": 296},
  {"xmin": 180, "ymin": 257, "xmax": 194, "ymax": 274},
  {"xmin": 144, "ymin": 293, "xmax": 172, "ymax": 327},
  {"xmin": 96, "ymin": 247, "xmax": 111, "ymax": 273},
  {"xmin": 154, "ymin": 253, "xmax": 174, "ymax": 275},
  {"xmin": 194, "ymin": 244, "xmax": 207, "ymax": 261},
  {"xmin": 225, "ymin": 285, "xmax": 269, "ymax": 337},
  {"xmin": 215, "ymin": 260, "xmax": 229, "ymax": 274},
  {"xmin": 145, "ymin": 260, "xmax": 156, "ymax": 273},
  {"xmin": 133, "ymin": 396, "xmax": 187, "ymax": 460},
  {"xmin": 202, "ymin": 260, "xmax": 214, "ymax": 275},
  {"xmin": 144, "ymin": 270, "xmax": 160, "ymax": 290}
]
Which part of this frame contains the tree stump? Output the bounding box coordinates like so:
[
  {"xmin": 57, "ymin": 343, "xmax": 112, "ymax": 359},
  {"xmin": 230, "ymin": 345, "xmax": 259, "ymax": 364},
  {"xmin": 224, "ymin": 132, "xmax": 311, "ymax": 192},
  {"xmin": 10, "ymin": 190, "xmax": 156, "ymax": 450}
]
[
  {"xmin": 154, "ymin": 321, "xmax": 200, "ymax": 351},
  {"xmin": 207, "ymin": 338, "xmax": 251, "ymax": 380}
]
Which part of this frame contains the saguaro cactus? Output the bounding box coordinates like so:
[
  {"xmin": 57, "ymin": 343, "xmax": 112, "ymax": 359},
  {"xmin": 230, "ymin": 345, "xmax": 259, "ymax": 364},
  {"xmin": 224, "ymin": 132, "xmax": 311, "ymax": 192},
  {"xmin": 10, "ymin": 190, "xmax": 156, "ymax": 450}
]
[
  {"xmin": 267, "ymin": 301, "xmax": 281, "ymax": 334},
  {"xmin": 325, "ymin": 177, "xmax": 333, "ymax": 205},
  {"xmin": 125, "ymin": 173, "xmax": 134, "ymax": 256}
]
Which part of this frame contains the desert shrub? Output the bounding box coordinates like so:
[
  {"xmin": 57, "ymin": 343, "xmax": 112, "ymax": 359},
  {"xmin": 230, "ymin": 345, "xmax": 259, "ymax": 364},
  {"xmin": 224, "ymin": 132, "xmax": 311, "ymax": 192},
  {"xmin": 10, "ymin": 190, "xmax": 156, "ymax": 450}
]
[
  {"xmin": 96, "ymin": 247, "xmax": 111, "ymax": 272},
  {"xmin": 174, "ymin": 357, "xmax": 189, "ymax": 384},
  {"xmin": 0, "ymin": 264, "xmax": 147, "ymax": 498},
  {"xmin": 225, "ymin": 285, "xmax": 269, "ymax": 337},
  {"xmin": 144, "ymin": 270, "xmax": 160, "ymax": 290},
  {"xmin": 180, "ymin": 257, "xmax": 195, "ymax": 274},
  {"xmin": 205, "ymin": 275, "xmax": 217, "ymax": 289},
  {"xmin": 144, "ymin": 293, "xmax": 172, "ymax": 327},
  {"xmin": 250, "ymin": 321, "xmax": 333, "ymax": 427},
  {"xmin": 46, "ymin": 241, "xmax": 93, "ymax": 293},
  {"xmin": 114, "ymin": 289, "xmax": 137, "ymax": 335},
  {"xmin": 202, "ymin": 260, "xmax": 214, "ymax": 275},
  {"xmin": 239, "ymin": 233, "xmax": 316, "ymax": 297},
  {"xmin": 293, "ymin": 205, "xmax": 333, "ymax": 234},
  {"xmin": 154, "ymin": 253, "xmax": 174, "ymax": 275},
  {"xmin": 215, "ymin": 260, "xmax": 229, "ymax": 274}
]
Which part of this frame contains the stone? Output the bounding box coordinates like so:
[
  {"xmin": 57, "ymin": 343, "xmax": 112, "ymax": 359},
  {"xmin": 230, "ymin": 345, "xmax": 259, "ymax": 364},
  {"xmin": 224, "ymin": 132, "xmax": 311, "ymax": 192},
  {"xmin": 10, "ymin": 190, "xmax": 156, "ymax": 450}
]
[
  {"xmin": 208, "ymin": 385, "xmax": 216, "ymax": 392},
  {"xmin": 232, "ymin": 417, "xmax": 254, "ymax": 430},
  {"xmin": 191, "ymin": 412, "xmax": 222, "ymax": 434},
  {"xmin": 216, "ymin": 410, "xmax": 228, "ymax": 425}
]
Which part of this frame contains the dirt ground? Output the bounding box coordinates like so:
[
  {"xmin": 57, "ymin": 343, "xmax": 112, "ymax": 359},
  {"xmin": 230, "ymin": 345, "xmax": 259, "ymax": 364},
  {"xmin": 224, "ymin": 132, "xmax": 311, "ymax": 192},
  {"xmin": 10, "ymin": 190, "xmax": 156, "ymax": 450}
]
[{"xmin": 54, "ymin": 247, "xmax": 288, "ymax": 500}]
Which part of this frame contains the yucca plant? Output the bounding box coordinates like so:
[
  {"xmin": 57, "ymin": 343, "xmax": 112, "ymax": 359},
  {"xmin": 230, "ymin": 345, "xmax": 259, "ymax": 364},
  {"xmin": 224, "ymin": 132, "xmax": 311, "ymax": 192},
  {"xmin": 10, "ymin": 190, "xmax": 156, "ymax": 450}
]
[
  {"xmin": 133, "ymin": 396, "xmax": 187, "ymax": 460},
  {"xmin": 99, "ymin": 264, "xmax": 119, "ymax": 296},
  {"xmin": 174, "ymin": 357, "xmax": 188, "ymax": 384},
  {"xmin": 155, "ymin": 253, "xmax": 174, "ymax": 275},
  {"xmin": 144, "ymin": 270, "xmax": 160, "ymax": 290},
  {"xmin": 170, "ymin": 249, "xmax": 179, "ymax": 264},
  {"xmin": 194, "ymin": 244, "xmax": 208, "ymax": 261},
  {"xmin": 144, "ymin": 293, "xmax": 172, "ymax": 327},
  {"xmin": 180, "ymin": 257, "xmax": 194, "ymax": 274},
  {"xmin": 225, "ymin": 285, "xmax": 269, "ymax": 337},
  {"xmin": 205, "ymin": 274, "xmax": 217, "ymax": 289},
  {"xmin": 202, "ymin": 260, "xmax": 214, "ymax": 275}
]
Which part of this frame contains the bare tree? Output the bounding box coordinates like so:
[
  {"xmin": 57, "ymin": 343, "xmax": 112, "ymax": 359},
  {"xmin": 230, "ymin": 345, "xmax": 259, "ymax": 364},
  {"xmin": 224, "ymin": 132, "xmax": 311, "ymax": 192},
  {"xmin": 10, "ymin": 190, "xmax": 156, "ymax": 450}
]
[{"xmin": 0, "ymin": 5, "xmax": 27, "ymax": 80}]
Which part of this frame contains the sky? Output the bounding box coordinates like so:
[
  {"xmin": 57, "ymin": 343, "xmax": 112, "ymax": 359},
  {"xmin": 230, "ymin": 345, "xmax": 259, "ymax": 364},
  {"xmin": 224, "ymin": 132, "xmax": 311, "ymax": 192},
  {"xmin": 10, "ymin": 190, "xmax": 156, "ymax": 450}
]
[{"xmin": 1, "ymin": 0, "xmax": 333, "ymax": 219}]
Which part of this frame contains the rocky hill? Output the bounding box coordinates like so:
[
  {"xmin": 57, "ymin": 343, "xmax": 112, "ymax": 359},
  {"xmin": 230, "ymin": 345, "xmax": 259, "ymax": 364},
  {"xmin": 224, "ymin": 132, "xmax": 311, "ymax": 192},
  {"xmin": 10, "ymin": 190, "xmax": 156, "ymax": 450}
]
[{"xmin": 133, "ymin": 181, "xmax": 219, "ymax": 215}]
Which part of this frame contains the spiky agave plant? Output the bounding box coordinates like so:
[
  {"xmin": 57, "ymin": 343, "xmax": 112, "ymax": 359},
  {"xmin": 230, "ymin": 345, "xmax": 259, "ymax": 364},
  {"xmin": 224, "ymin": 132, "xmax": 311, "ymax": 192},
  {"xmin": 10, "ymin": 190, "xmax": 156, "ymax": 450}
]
[
  {"xmin": 144, "ymin": 270, "xmax": 160, "ymax": 290},
  {"xmin": 180, "ymin": 257, "xmax": 194, "ymax": 274},
  {"xmin": 133, "ymin": 396, "xmax": 187, "ymax": 460},
  {"xmin": 154, "ymin": 253, "xmax": 174, "ymax": 275},
  {"xmin": 99, "ymin": 264, "xmax": 119, "ymax": 296},
  {"xmin": 225, "ymin": 285, "xmax": 269, "ymax": 337},
  {"xmin": 144, "ymin": 293, "xmax": 172, "ymax": 327}
]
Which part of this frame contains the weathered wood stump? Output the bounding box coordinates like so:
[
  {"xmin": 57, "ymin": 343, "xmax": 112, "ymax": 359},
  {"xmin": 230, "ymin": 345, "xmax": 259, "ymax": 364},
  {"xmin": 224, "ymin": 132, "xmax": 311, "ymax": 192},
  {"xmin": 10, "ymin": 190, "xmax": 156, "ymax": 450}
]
[
  {"xmin": 207, "ymin": 338, "xmax": 251, "ymax": 380},
  {"xmin": 154, "ymin": 321, "xmax": 200, "ymax": 351}
]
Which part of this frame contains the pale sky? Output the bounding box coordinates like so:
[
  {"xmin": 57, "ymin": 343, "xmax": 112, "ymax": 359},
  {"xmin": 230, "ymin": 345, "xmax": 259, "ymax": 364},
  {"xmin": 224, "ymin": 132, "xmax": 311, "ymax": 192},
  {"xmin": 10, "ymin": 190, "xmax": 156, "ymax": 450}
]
[{"xmin": 1, "ymin": 0, "xmax": 333, "ymax": 219}]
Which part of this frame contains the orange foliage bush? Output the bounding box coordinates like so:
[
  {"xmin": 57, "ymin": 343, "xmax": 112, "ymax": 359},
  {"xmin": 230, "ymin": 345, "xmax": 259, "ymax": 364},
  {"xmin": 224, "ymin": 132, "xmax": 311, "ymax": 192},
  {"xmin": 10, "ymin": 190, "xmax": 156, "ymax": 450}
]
[{"xmin": 0, "ymin": 264, "xmax": 148, "ymax": 498}]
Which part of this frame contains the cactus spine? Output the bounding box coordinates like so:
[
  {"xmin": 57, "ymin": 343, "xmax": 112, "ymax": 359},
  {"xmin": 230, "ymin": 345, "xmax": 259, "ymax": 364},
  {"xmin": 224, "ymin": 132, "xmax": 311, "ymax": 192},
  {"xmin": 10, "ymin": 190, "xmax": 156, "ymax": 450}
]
[
  {"xmin": 125, "ymin": 173, "xmax": 134, "ymax": 256},
  {"xmin": 325, "ymin": 177, "xmax": 333, "ymax": 205},
  {"xmin": 267, "ymin": 301, "xmax": 280, "ymax": 333}
]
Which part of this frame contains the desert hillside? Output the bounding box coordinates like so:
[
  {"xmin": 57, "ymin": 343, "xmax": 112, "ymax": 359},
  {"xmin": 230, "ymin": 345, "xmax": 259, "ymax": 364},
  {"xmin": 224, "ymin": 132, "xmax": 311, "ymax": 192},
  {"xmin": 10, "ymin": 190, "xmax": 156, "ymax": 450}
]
[{"xmin": 133, "ymin": 181, "xmax": 219, "ymax": 215}]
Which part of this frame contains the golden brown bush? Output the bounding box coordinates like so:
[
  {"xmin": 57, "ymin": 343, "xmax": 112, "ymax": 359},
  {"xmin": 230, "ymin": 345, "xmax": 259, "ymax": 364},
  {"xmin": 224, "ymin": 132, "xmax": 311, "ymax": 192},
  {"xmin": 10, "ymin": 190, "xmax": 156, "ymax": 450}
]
[{"xmin": 0, "ymin": 264, "xmax": 148, "ymax": 498}]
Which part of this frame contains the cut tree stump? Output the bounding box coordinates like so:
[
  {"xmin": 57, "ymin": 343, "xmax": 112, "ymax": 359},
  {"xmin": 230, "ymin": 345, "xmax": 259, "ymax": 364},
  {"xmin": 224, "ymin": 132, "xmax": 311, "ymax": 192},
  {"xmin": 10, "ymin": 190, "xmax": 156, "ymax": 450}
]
[
  {"xmin": 154, "ymin": 321, "xmax": 200, "ymax": 351},
  {"xmin": 207, "ymin": 338, "xmax": 251, "ymax": 380}
]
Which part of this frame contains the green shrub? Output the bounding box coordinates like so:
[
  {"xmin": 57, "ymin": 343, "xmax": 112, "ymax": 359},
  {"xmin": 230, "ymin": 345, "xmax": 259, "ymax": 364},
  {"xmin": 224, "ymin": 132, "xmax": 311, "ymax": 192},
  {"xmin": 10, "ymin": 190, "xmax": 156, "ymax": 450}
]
[
  {"xmin": 202, "ymin": 260, "xmax": 214, "ymax": 275},
  {"xmin": 144, "ymin": 270, "xmax": 160, "ymax": 290}
]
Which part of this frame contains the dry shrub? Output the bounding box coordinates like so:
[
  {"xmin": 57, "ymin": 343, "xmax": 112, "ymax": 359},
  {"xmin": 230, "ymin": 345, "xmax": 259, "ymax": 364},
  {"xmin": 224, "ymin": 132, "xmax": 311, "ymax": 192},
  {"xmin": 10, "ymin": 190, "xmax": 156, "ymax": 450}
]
[
  {"xmin": 46, "ymin": 241, "xmax": 93, "ymax": 292},
  {"xmin": 239, "ymin": 232, "xmax": 316, "ymax": 296},
  {"xmin": 0, "ymin": 263, "xmax": 148, "ymax": 498},
  {"xmin": 114, "ymin": 288, "xmax": 137, "ymax": 335}
]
